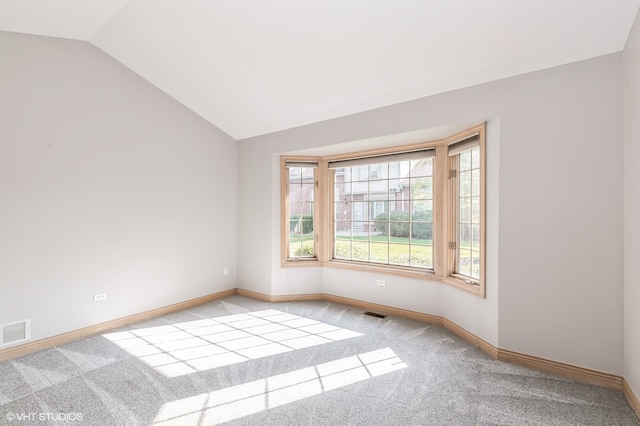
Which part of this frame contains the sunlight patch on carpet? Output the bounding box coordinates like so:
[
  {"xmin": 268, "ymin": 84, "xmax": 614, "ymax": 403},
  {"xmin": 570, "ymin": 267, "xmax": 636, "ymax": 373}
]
[
  {"xmin": 102, "ymin": 309, "xmax": 363, "ymax": 378},
  {"xmin": 152, "ymin": 347, "xmax": 407, "ymax": 424}
]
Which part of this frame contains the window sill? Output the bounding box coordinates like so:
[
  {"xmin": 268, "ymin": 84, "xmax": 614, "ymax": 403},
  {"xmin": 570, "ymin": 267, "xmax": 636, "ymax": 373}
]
[
  {"xmin": 442, "ymin": 276, "xmax": 485, "ymax": 297},
  {"xmin": 325, "ymin": 259, "xmax": 436, "ymax": 280},
  {"xmin": 282, "ymin": 258, "xmax": 320, "ymax": 268},
  {"xmin": 280, "ymin": 259, "xmax": 485, "ymax": 298}
]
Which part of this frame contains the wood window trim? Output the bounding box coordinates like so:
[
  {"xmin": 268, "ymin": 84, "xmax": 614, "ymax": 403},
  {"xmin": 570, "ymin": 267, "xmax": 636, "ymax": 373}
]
[
  {"xmin": 280, "ymin": 156, "xmax": 323, "ymax": 267},
  {"xmin": 443, "ymin": 124, "xmax": 486, "ymax": 297},
  {"xmin": 280, "ymin": 123, "xmax": 486, "ymax": 298}
]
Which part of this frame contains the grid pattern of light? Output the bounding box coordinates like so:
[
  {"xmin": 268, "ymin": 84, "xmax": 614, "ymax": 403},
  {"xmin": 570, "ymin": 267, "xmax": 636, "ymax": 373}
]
[
  {"xmin": 103, "ymin": 310, "xmax": 362, "ymax": 378},
  {"xmin": 152, "ymin": 347, "xmax": 406, "ymax": 425}
]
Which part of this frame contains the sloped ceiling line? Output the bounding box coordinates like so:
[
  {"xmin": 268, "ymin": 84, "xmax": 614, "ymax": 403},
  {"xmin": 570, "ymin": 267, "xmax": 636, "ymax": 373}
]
[{"xmin": 2, "ymin": 0, "xmax": 639, "ymax": 139}]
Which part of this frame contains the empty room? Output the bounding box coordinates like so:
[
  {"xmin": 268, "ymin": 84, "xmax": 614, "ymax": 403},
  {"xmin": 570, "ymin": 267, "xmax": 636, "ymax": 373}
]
[{"xmin": 1, "ymin": 1, "xmax": 640, "ymax": 425}]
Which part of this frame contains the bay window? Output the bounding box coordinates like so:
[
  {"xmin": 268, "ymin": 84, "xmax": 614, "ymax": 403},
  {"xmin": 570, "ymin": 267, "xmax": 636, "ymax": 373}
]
[{"xmin": 281, "ymin": 123, "xmax": 485, "ymax": 296}]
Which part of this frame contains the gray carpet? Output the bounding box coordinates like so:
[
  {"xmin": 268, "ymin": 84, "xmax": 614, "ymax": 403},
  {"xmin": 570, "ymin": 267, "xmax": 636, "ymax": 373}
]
[{"xmin": 0, "ymin": 295, "xmax": 638, "ymax": 425}]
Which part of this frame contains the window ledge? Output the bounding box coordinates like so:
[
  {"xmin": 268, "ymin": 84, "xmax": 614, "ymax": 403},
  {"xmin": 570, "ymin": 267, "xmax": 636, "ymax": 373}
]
[
  {"xmin": 442, "ymin": 276, "xmax": 485, "ymax": 297},
  {"xmin": 282, "ymin": 258, "xmax": 320, "ymax": 268},
  {"xmin": 325, "ymin": 259, "xmax": 436, "ymax": 280}
]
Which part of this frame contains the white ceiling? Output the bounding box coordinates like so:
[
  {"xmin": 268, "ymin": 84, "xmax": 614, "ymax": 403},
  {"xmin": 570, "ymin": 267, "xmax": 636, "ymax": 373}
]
[{"xmin": 2, "ymin": 1, "xmax": 639, "ymax": 140}]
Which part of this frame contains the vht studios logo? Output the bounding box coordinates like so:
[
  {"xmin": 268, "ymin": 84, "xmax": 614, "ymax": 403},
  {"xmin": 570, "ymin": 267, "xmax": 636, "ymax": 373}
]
[{"xmin": 5, "ymin": 412, "xmax": 84, "ymax": 422}]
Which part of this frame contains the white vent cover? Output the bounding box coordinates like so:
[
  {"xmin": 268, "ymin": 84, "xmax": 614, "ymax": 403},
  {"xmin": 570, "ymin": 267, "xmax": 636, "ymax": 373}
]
[{"xmin": 0, "ymin": 319, "xmax": 30, "ymax": 347}]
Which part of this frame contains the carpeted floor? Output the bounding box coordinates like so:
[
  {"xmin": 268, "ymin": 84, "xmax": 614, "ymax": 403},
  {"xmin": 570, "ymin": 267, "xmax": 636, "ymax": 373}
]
[{"xmin": 0, "ymin": 295, "xmax": 638, "ymax": 425}]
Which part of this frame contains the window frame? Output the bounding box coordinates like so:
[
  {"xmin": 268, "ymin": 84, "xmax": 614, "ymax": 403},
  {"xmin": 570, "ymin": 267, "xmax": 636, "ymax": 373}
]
[
  {"xmin": 327, "ymin": 146, "xmax": 436, "ymax": 274},
  {"xmin": 280, "ymin": 123, "xmax": 486, "ymax": 297},
  {"xmin": 442, "ymin": 125, "xmax": 486, "ymax": 296},
  {"xmin": 280, "ymin": 157, "xmax": 323, "ymax": 266}
]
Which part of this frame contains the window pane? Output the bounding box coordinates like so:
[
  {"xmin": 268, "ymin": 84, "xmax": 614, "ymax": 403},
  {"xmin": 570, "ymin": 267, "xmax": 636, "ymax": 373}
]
[
  {"xmin": 370, "ymin": 243, "xmax": 389, "ymax": 264},
  {"xmin": 354, "ymin": 165, "xmax": 369, "ymax": 181},
  {"xmin": 352, "ymin": 241, "xmax": 369, "ymax": 261},
  {"xmin": 411, "ymin": 245, "xmax": 433, "ymax": 268},
  {"xmin": 459, "ymin": 197, "xmax": 471, "ymax": 223},
  {"xmin": 388, "ymin": 178, "xmax": 403, "ymax": 197},
  {"xmin": 472, "ymin": 224, "xmax": 480, "ymax": 250},
  {"xmin": 411, "ymin": 200, "xmax": 432, "ymax": 216},
  {"xmin": 471, "ymin": 146, "xmax": 480, "ymax": 169},
  {"xmin": 388, "ymin": 162, "xmax": 402, "ymax": 179},
  {"xmin": 373, "ymin": 230, "xmax": 389, "ymax": 243},
  {"xmin": 410, "ymin": 177, "xmax": 432, "ymax": 200},
  {"xmin": 411, "ymin": 222, "xmax": 432, "ymax": 244},
  {"xmin": 460, "ymin": 171, "xmax": 471, "ymax": 197},
  {"xmin": 288, "ymin": 166, "xmax": 315, "ymax": 259},
  {"xmin": 332, "ymin": 155, "xmax": 434, "ymax": 270},
  {"xmin": 389, "ymin": 244, "xmax": 410, "ymax": 266},
  {"xmin": 458, "ymin": 249, "xmax": 472, "ymax": 277},
  {"xmin": 472, "ymin": 169, "xmax": 480, "ymax": 196},
  {"xmin": 335, "ymin": 240, "xmax": 351, "ymax": 259},
  {"xmin": 410, "ymin": 158, "xmax": 433, "ymax": 177},
  {"xmin": 460, "ymin": 150, "xmax": 472, "ymax": 171},
  {"xmin": 351, "ymin": 201, "xmax": 366, "ymax": 222},
  {"xmin": 369, "ymin": 200, "xmax": 387, "ymax": 221},
  {"xmin": 472, "ymin": 197, "xmax": 480, "ymax": 223},
  {"xmin": 471, "ymin": 252, "xmax": 480, "ymax": 278},
  {"xmin": 459, "ymin": 223, "xmax": 471, "ymax": 250},
  {"xmin": 370, "ymin": 178, "xmax": 388, "ymax": 195},
  {"xmin": 453, "ymin": 143, "xmax": 482, "ymax": 280}
]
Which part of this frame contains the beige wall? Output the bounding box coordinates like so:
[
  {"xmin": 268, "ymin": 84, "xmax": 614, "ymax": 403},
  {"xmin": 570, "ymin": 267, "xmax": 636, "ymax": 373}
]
[
  {"xmin": 238, "ymin": 53, "xmax": 624, "ymax": 374},
  {"xmin": 0, "ymin": 32, "xmax": 237, "ymax": 344},
  {"xmin": 624, "ymin": 9, "xmax": 640, "ymax": 401}
]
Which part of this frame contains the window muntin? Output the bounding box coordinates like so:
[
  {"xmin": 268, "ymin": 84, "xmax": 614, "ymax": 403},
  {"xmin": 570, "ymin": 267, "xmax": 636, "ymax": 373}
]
[
  {"xmin": 454, "ymin": 146, "xmax": 480, "ymax": 280},
  {"xmin": 447, "ymin": 130, "xmax": 484, "ymax": 289},
  {"xmin": 286, "ymin": 162, "xmax": 317, "ymax": 259},
  {"xmin": 330, "ymin": 152, "xmax": 434, "ymax": 270},
  {"xmin": 281, "ymin": 123, "xmax": 485, "ymax": 297}
]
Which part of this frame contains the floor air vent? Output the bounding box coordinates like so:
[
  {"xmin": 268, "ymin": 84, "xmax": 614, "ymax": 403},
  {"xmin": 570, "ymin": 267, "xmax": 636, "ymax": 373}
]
[
  {"xmin": 1, "ymin": 319, "xmax": 30, "ymax": 347},
  {"xmin": 363, "ymin": 311, "xmax": 387, "ymax": 319}
]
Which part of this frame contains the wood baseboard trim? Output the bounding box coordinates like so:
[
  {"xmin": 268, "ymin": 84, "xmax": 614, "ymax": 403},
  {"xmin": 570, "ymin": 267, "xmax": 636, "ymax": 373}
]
[
  {"xmin": 497, "ymin": 348, "xmax": 622, "ymax": 390},
  {"xmin": 623, "ymin": 379, "xmax": 640, "ymax": 421},
  {"xmin": 319, "ymin": 294, "xmax": 621, "ymax": 391},
  {"xmin": 0, "ymin": 288, "xmax": 237, "ymax": 362},
  {"xmin": 322, "ymin": 294, "xmax": 441, "ymax": 324},
  {"xmin": 1, "ymin": 287, "xmax": 632, "ymax": 403},
  {"xmin": 236, "ymin": 288, "xmax": 324, "ymax": 303},
  {"xmin": 237, "ymin": 291, "xmax": 622, "ymax": 391},
  {"xmin": 270, "ymin": 293, "xmax": 324, "ymax": 303},
  {"xmin": 441, "ymin": 318, "xmax": 499, "ymax": 358},
  {"xmin": 236, "ymin": 288, "xmax": 272, "ymax": 302},
  {"xmin": 240, "ymin": 290, "xmax": 623, "ymax": 391}
]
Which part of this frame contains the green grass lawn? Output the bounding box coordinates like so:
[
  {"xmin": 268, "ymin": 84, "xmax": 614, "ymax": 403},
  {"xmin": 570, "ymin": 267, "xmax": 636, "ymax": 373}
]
[
  {"xmin": 290, "ymin": 233, "xmax": 433, "ymax": 268},
  {"xmin": 336, "ymin": 234, "xmax": 432, "ymax": 245}
]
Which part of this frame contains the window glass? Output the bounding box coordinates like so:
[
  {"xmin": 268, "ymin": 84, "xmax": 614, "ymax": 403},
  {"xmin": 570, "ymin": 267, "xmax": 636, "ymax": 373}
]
[
  {"xmin": 455, "ymin": 146, "xmax": 481, "ymax": 280},
  {"xmin": 333, "ymin": 156, "xmax": 434, "ymax": 270},
  {"xmin": 287, "ymin": 165, "xmax": 316, "ymax": 258}
]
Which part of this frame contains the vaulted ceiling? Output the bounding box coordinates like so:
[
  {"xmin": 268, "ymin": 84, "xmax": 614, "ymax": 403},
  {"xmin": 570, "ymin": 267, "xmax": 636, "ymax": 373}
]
[{"xmin": 2, "ymin": 1, "xmax": 639, "ymax": 139}]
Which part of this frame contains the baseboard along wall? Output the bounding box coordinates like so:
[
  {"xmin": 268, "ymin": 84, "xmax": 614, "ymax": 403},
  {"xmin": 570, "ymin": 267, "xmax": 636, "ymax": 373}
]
[
  {"xmin": 1, "ymin": 286, "xmax": 638, "ymax": 421},
  {"xmin": 238, "ymin": 288, "xmax": 637, "ymax": 419},
  {"xmin": 0, "ymin": 288, "xmax": 237, "ymax": 362},
  {"xmin": 624, "ymin": 379, "xmax": 640, "ymax": 421}
]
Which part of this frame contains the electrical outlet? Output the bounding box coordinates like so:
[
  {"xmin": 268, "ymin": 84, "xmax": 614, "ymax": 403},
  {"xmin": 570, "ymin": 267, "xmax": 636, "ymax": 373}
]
[
  {"xmin": 93, "ymin": 293, "xmax": 107, "ymax": 302},
  {"xmin": 376, "ymin": 280, "xmax": 386, "ymax": 286},
  {"xmin": 223, "ymin": 267, "xmax": 229, "ymax": 276}
]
